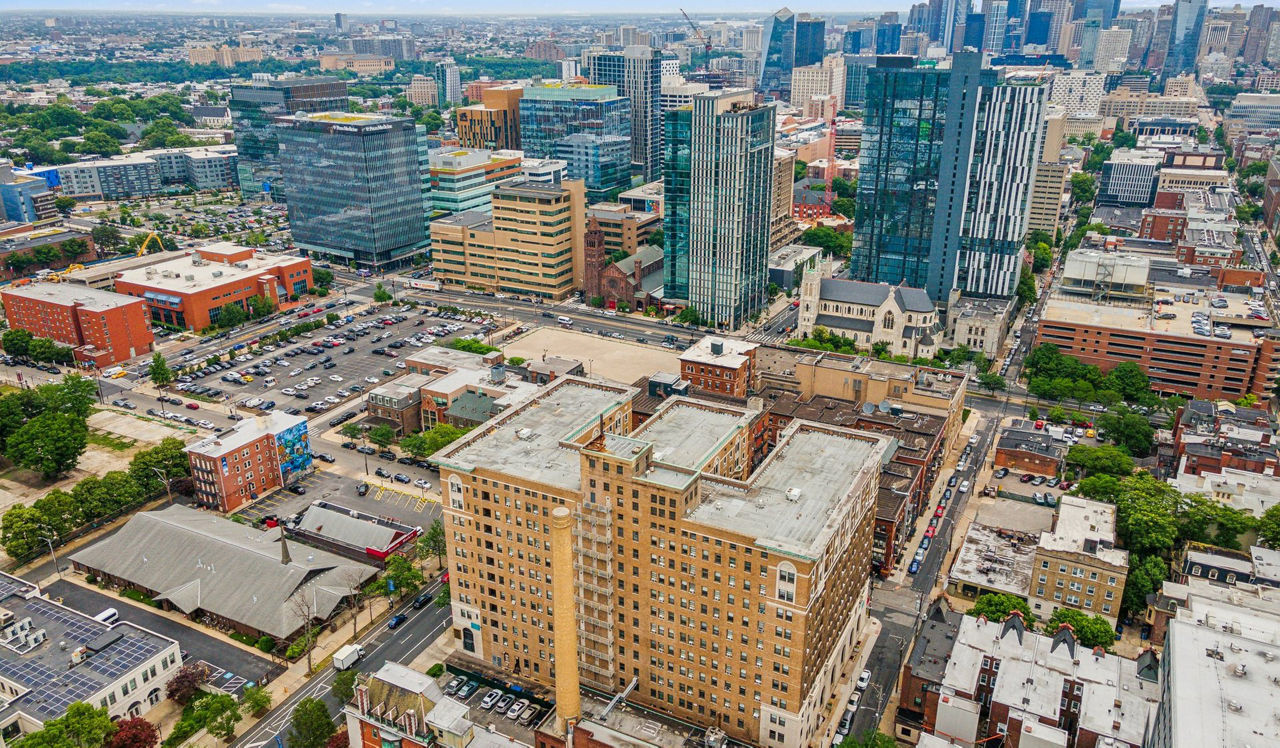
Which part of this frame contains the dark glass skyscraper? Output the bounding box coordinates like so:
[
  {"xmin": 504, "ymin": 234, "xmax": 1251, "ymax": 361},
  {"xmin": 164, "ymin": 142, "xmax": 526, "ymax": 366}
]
[
  {"xmin": 228, "ymin": 76, "xmax": 347, "ymax": 202},
  {"xmin": 794, "ymin": 13, "xmax": 827, "ymax": 67},
  {"xmin": 276, "ymin": 113, "xmax": 428, "ymax": 271},
  {"xmin": 1163, "ymin": 0, "xmax": 1207, "ymax": 80},
  {"xmin": 517, "ymin": 82, "xmax": 632, "ymax": 160},
  {"xmin": 663, "ymin": 90, "xmax": 774, "ymax": 328},
  {"xmin": 852, "ymin": 53, "xmax": 1045, "ymax": 301},
  {"xmin": 759, "ymin": 8, "xmax": 796, "ymax": 100}
]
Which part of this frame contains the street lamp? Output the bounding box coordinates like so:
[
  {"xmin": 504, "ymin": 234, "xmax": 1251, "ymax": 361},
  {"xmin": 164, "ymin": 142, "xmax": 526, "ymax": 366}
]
[{"xmin": 39, "ymin": 535, "xmax": 61, "ymax": 580}]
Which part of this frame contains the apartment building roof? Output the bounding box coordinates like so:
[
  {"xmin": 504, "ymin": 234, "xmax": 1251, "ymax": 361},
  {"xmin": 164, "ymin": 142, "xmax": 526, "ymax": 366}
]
[
  {"xmin": 630, "ymin": 399, "xmax": 756, "ymax": 473},
  {"xmin": 185, "ymin": 410, "xmax": 306, "ymax": 458},
  {"xmin": 679, "ymin": 336, "xmax": 757, "ymax": 369},
  {"xmin": 1, "ymin": 282, "xmax": 140, "ymax": 311},
  {"xmin": 1038, "ymin": 495, "xmax": 1128, "ymax": 568},
  {"xmin": 948, "ymin": 523, "xmax": 1036, "ymax": 598},
  {"xmin": 114, "ymin": 244, "xmax": 304, "ymax": 296},
  {"xmin": 690, "ymin": 422, "xmax": 890, "ymax": 559}
]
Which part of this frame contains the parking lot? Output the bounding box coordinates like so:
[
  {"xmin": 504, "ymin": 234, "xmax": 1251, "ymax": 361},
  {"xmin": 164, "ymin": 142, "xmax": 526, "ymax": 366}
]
[
  {"xmin": 439, "ymin": 673, "xmax": 542, "ymax": 743},
  {"xmin": 236, "ymin": 468, "xmax": 440, "ymax": 528},
  {"xmin": 46, "ymin": 579, "xmax": 281, "ymax": 695}
]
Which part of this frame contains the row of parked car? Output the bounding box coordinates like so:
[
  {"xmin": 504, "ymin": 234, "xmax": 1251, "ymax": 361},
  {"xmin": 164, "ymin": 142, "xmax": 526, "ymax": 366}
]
[{"xmin": 442, "ymin": 676, "xmax": 543, "ymax": 726}]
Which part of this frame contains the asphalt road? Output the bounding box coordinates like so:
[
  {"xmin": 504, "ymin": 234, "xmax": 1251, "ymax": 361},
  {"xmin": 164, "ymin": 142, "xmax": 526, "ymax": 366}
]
[
  {"xmin": 46, "ymin": 579, "xmax": 280, "ymax": 696},
  {"xmin": 849, "ymin": 394, "xmax": 1011, "ymax": 738},
  {"xmin": 233, "ymin": 576, "xmax": 452, "ymax": 748}
]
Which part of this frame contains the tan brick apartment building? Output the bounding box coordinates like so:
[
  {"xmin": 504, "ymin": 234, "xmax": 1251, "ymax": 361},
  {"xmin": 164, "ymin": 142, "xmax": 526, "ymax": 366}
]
[
  {"xmin": 0, "ymin": 283, "xmax": 154, "ymax": 366},
  {"xmin": 1029, "ymin": 496, "xmax": 1129, "ymax": 625},
  {"xmin": 431, "ymin": 378, "xmax": 889, "ymax": 747},
  {"xmin": 679, "ymin": 337, "xmax": 757, "ymax": 398}
]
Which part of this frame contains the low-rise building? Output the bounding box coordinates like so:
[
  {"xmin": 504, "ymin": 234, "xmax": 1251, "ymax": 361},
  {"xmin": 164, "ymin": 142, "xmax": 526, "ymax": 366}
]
[
  {"xmin": 946, "ymin": 522, "xmax": 1037, "ymax": 602},
  {"xmin": 185, "ymin": 410, "xmax": 313, "ymax": 512},
  {"xmin": 1029, "ymin": 495, "xmax": 1129, "ymax": 625},
  {"xmin": 366, "ymin": 373, "xmax": 430, "ymax": 435},
  {"xmin": 288, "ymin": 500, "xmax": 421, "ymax": 565},
  {"xmin": 0, "ymin": 571, "xmax": 181, "ymax": 744},
  {"xmin": 113, "ymin": 243, "xmax": 312, "ymax": 331},
  {"xmin": 57, "ymin": 145, "xmax": 238, "ymax": 200},
  {"xmin": 70, "ymin": 505, "xmax": 376, "ymax": 642},
  {"xmin": 1156, "ymin": 167, "xmax": 1232, "ymax": 194},
  {"xmin": 993, "ymin": 427, "xmax": 1065, "ymax": 476},
  {"xmin": 0, "ymin": 160, "xmax": 57, "ymax": 226},
  {"xmin": 0, "ymin": 283, "xmax": 154, "ymax": 367},
  {"xmin": 797, "ymin": 271, "xmax": 939, "ymax": 359},
  {"xmin": 585, "ymin": 203, "xmax": 660, "ymax": 257},
  {"xmin": 318, "ymin": 53, "xmax": 394, "ymax": 75},
  {"xmin": 678, "ymin": 336, "xmax": 758, "ymax": 398},
  {"xmin": 768, "ymin": 243, "xmax": 821, "ymax": 291},
  {"xmin": 944, "ymin": 294, "xmax": 1013, "ymax": 355}
]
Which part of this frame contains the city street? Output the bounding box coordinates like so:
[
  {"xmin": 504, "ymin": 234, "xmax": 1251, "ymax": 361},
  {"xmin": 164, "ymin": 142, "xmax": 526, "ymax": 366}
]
[{"xmin": 233, "ymin": 575, "xmax": 452, "ymax": 748}]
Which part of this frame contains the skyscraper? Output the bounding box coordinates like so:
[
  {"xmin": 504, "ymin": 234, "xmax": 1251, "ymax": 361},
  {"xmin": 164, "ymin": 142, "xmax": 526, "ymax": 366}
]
[
  {"xmin": 517, "ymin": 81, "xmax": 631, "ymax": 161},
  {"xmin": 663, "ymin": 90, "xmax": 775, "ymax": 328},
  {"xmin": 852, "ymin": 53, "xmax": 1044, "ymax": 301},
  {"xmin": 982, "ymin": 0, "xmax": 1008, "ymax": 51},
  {"xmin": 1163, "ymin": 0, "xmax": 1208, "ymax": 80},
  {"xmin": 941, "ymin": 0, "xmax": 972, "ymax": 49},
  {"xmin": 794, "ymin": 13, "xmax": 827, "ymax": 66},
  {"xmin": 553, "ymin": 133, "xmax": 632, "ymax": 203},
  {"xmin": 435, "ymin": 60, "xmax": 461, "ymax": 105},
  {"xmin": 276, "ymin": 112, "xmax": 428, "ymax": 270},
  {"xmin": 229, "ymin": 75, "xmax": 348, "ymax": 202},
  {"xmin": 759, "ymin": 8, "xmax": 797, "ymax": 100},
  {"xmin": 584, "ymin": 46, "xmax": 663, "ymax": 181}
]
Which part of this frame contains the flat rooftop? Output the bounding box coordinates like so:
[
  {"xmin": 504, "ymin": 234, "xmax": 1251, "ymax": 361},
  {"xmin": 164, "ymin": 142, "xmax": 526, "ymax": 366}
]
[
  {"xmin": 679, "ymin": 336, "xmax": 757, "ymax": 369},
  {"xmin": 631, "ymin": 399, "xmax": 753, "ymax": 472},
  {"xmin": 1, "ymin": 282, "xmax": 141, "ymax": 311},
  {"xmin": 431, "ymin": 378, "xmax": 634, "ymax": 492},
  {"xmin": 186, "ymin": 410, "xmax": 306, "ymax": 458},
  {"xmin": 689, "ymin": 423, "xmax": 889, "ymax": 560},
  {"xmin": 540, "ymin": 690, "xmax": 705, "ymax": 748},
  {"xmin": 0, "ymin": 572, "xmax": 177, "ymax": 725},
  {"xmin": 61, "ymin": 253, "xmax": 173, "ymax": 285},
  {"xmin": 1041, "ymin": 291, "xmax": 1259, "ymax": 343},
  {"xmin": 0, "ymin": 228, "xmax": 90, "ymax": 254},
  {"xmin": 948, "ymin": 522, "xmax": 1036, "ymax": 597},
  {"xmin": 114, "ymin": 244, "xmax": 302, "ymax": 295},
  {"xmin": 1039, "ymin": 495, "xmax": 1128, "ymax": 568}
]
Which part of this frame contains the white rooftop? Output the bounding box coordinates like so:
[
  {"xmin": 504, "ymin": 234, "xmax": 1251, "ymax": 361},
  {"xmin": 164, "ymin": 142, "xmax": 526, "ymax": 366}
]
[
  {"xmin": 186, "ymin": 410, "xmax": 306, "ymax": 458},
  {"xmin": 678, "ymin": 335, "xmax": 757, "ymax": 369},
  {"xmin": 1037, "ymin": 495, "xmax": 1129, "ymax": 569},
  {"xmin": 115, "ymin": 244, "xmax": 301, "ymax": 294},
  {"xmin": 1, "ymin": 282, "xmax": 141, "ymax": 311}
]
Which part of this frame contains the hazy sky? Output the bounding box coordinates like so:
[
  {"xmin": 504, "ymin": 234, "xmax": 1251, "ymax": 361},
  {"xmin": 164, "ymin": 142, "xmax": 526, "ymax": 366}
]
[{"xmin": 10, "ymin": 2, "xmax": 903, "ymax": 16}]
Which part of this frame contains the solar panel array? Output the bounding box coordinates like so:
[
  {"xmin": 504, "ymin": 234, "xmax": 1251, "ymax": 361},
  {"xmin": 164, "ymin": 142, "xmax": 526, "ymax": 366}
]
[
  {"xmin": 0, "ymin": 657, "xmax": 56, "ymax": 688},
  {"xmin": 84, "ymin": 635, "xmax": 162, "ymax": 679},
  {"xmin": 26, "ymin": 670, "xmax": 100, "ymax": 717},
  {"xmin": 24, "ymin": 599, "xmax": 101, "ymax": 644}
]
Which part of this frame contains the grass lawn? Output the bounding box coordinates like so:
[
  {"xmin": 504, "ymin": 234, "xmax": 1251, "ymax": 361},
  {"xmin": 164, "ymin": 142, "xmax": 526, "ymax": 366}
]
[{"xmin": 87, "ymin": 430, "xmax": 136, "ymax": 452}]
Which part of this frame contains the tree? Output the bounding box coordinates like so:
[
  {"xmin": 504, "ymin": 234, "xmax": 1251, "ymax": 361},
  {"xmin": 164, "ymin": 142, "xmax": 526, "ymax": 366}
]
[
  {"xmin": 383, "ymin": 554, "xmax": 424, "ymax": 596},
  {"xmin": 674, "ymin": 307, "xmax": 703, "ymax": 325},
  {"xmin": 1, "ymin": 505, "xmax": 48, "ymax": 561},
  {"xmin": 977, "ymin": 373, "xmax": 1006, "ymax": 394},
  {"xmin": 32, "ymin": 489, "xmax": 80, "ymax": 538},
  {"xmin": 418, "ymin": 518, "xmax": 447, "ymax": 567},
  {"xmin": 1070, "ymin": 172, "xmax": 1097, "ymax": 204},
  {"xmin": 798, "ymin": 226, "xmax": 852, "ymax": 258},
  {"xmin": 215, "ymin": 302, "xmax": 246, "ymax": 328},
  {"xmin": 399, "ymin": 424, "xmax": 465, "ymax": 457},
  {"xmin": 54, "ymin": 195, "xmax": 77, "ymax": 215},
  {"xmin": 1065, "ymin": 444, "xmax": 1134, "ymax": 478},
  {"xmin": 90, "ymin": 225, "xmax": 124, "ymax": 252},
  {"xmin": 1026, "ymin": 405, "xmax": 1039, "ymax": 420},
  {"xmin": 1096, "ymin": 410, "xmax": 1154, "ymax": 457},
  {"xmin": 165, "ymin": 663, "xmax": 209, "ymax": 704},
  {"xmin": 372, "ymin": 283, "xmax": 393, "ymax": 303},
  {"xmin": 325, "ymin": 733, "xmax": 349, "ymax": 748},
  {"xmin": 247, "ymin": 295, "xmax": 275, "ymax": 319},
  {"xmin": 78, "ymin": 131, "xmax": 122, "ymax": 156},
  {"xmin": 7, "ymin": 412, "xmax": 88, "ymax": 479},
  {"xmin": 239, "ymin": 685, "xmax": 272, "ymax": 718},
  {"xmin": 339, "ymin": 423, "xmax": 364, "ymax": 442},
  {"xmin": 1259, "ymin": 504, "xmax": 1280, "ymax": 549},
  {"xmin": 1122, "ymin": 554, "xmax": 1168, "ymax": 613},
  {"xmin": 206, "ymin": 698, "xmax": 242, "ymax": 741},
  {"xmin": 1045, "ymin": 608, "xmax": 1115, "ymax": 648},
  {"xmin": 1047, "ymin": 405, "xmax": 1068, "ymax": 424},
  {"xmin": 1112, "ymin": 473, "xmax": 1180, "ymax": 556},
  {"xmin": 838, "ymin": 731, "xmax": 896, "ymax": 748},
  {"xmin": 435, "ymin": 582, "xmax": 451, "ymax": 608},
  {"xmin": 287, "ymin": 698, "xmax": 335, "ymax": 748},
  {"xmin": 1016, "ymin": 265, "xmax": 1037, "ymax": 306},
  {"xmin": 967, "ymin": 593, "xmax": 1035, "ymax": 625},
  {"xmin": 832, "ymin": 197, "xmax": 855, "ymax": 219},
  {"xmin": 793, "ymin": 159, "xmax": 807, "ymax": 182},
  {"xmin": 312, "ymin": 268, "xmax": 335, "ymax": 288},
  {"xmin": 105, "ymin": 718, "xmax": 158, "ymax": 748},
  {"xmin": 331, "ymin": 670, "xmax": 357, "ymax": 705},
  {"xmin": 128, "ymin": 437, "xmax": 190, "ymax": 496},
  {"xmin": 148, "ymin": 353, "xmax": 172, "ymax": 389},
  {"xmin": 13, "ymin": 702, "xmax": 117, "ymax": 748},
  {"xmin": 1103, "ymin": 362, "xmax": 1149, "ymax": 401},
  {"xmin": 367, "ymin": 424, "xmax": 396, "ymax": 448},
  {"xmin": 1031, "ymin": 242, "xmax": 1053, "ymax": 273},
  {"xmin": 645, "ymin": 228, "xmax": 663, "ymax": 248},
  {"xmin": 2, "ymin": 329, "xmax": 33, "ymax": 357},
  {"xmin": 1076, "ymin": 474, "xmax": 1123, "ymax": 503}
]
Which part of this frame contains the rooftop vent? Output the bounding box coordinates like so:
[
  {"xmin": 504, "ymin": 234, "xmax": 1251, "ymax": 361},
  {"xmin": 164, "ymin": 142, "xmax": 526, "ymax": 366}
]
[
  {"xmin": 710, "ymin": 339, "xmax": 724, "ymax": 356},
  {"xmin": 785, "ymin": 487, "xmax": 801, "ymax": 503}
]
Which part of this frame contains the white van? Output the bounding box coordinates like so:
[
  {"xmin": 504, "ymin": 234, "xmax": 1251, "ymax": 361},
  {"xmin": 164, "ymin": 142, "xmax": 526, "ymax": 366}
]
[
  {"xmin": 93, "ymin": 608, "xmax": 119, "ymax": 624},
  {"xmin": 556, "ymin": 316, "xmax": 573, "ymax": 326},
  {"xmin": 263, "ymin": 376, "xmax": 277, "ymax": 387}
]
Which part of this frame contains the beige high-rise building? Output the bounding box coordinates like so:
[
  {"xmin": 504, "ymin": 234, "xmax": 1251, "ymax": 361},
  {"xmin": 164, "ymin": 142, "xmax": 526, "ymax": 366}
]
[
  {"xmin": 1041, "ymin": 106, "xmax": 1067, "ymax": 161},
  {"xmin": 1093, "ymin": 27, "xmax": 1133, "ymax": 73},
  {"xmin": 431, "ymin": 178, "xmax": 585, "ymax": 299},
  {"xmin": 455, "ymin": 85, "xmax": 523, "ymax": 150},
  {"xmin": 1098, "ymin": 90, "xmax": 1199, "ymax": 120},
  {"xmin": 1027, "ymin": 162, "xmax": 1068, "ymax": 235},
  {"xmin": 405, "ymin": 74, "xmax": 439, "ymax": 107},
  {"xmin": 434, "ymin": 378, "xmax": 890, "ymax": 747},
  {"xmin": 188, "ymin": 44, "xmax": 264, "ymax": 66},
  {"xmin": 1163, "ymin": 73, "xmax": 1200, "ymax": 99},
  {"xmin": 771, "ymin": 148, "xmax": 803, "ymax": 249},
  {"xmin": 789, "ymin": 55, "xmax": 846, "ymax": 112}
]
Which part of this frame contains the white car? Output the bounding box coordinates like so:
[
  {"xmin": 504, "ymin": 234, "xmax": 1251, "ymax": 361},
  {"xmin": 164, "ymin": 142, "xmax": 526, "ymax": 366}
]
[
  {"xmin": 281, "ymin": 388, "xmax": 296, "ymax": 396},
  {"xmin": 958, "ymin": 480, "xmax": 971, "ymax": 494},
  {"xmin": 395, "ymin": 362, "xmax": 406, "ymax": 369},
  {"xmin": 414, "ymin": 478, "xmax": 432, "ymax": 489},
  {"xmin": 329, "ymin": 375, "xmax": 343, "ymax": 382},
  {"xmin": 324, "ymin": 396, "xmax": 340, "ymax": 404},
  {"xmin": 365, "ymin": 376, "xmax": 380, "ymax": 383},
  {"xmin": 856, "ymin": 669, "xmax": 871, "ymax": 691},
  {"xmin": 289, "ymin": 369, "xmax": 303, "ymax": 377}
]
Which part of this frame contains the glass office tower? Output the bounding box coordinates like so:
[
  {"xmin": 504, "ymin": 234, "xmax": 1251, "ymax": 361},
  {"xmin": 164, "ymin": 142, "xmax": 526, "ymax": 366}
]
[
  {"xmin": 228, "ymin": 76, "xmax": 347, "ymax": 202},
  {"xmin": 517, "ymin": 82, "xmax": 632, "ymax": 160},
  {"xmin": 276, "ymin": 112, "xmax": 428, "ymax": 271},
  {"xmin": 584, "ymin": 46, "xmax": 663, "ymax": 182},
  {"xmin": 553, "ymin": 133, "xmax": 632, "ymax": 203},
  {"xmin": 1163, "ymin": 0, "xmax": 1207, "ymax": 80},
  {"xmin": 663, "ymin": 90, "xmax": 775, "ymax": 328},
  {"xmin": 794, "ymin": 13, "xmax": 827, "ymax": 67},
  {"xmin": 759, "ymin": 8, "xmax": 796, "ymax": 100}
]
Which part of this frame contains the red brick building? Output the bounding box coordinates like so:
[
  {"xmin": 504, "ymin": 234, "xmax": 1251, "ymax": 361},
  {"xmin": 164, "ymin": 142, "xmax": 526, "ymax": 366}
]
[
  {"xmin": 678, "ymin": 337, "xmax": 758, "ymax": 398},
  {"xmin": 185, "ymin": 411, "xmax": 312, "ymax": 512},
  {"xmin": 0, "ymin": 283, "xmax": 153, "ymax": 366},
  {"xmin": 1138, "ymin": 208, "xmax": 1187, "ymax": 241},
  {"xmin": 994, "ymin": 428, "xmax": 1065, "ymax": 476},
  {"xmin": 113, "ymin": 243, "xmax": 311, "ymax": 331}
]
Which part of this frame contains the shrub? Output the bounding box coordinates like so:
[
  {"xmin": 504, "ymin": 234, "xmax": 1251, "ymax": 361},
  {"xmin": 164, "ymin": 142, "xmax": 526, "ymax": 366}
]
[
  {"xmin": 426, "ymin": 663, "xmax": 444, "ymax": 678},
  {"xmin": 256, "ymin": 635, "xmax": 276, "ymax": 653},
  {"xmin": 229, "ymin": 632, "xmax": 257, "ymax": 646}
]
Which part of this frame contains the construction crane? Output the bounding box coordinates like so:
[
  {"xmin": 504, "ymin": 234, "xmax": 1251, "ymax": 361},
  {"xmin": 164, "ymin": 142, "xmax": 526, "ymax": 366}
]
[{"xmin": 680, "ymin": 8, "xmax": 713, "ymax": 65}]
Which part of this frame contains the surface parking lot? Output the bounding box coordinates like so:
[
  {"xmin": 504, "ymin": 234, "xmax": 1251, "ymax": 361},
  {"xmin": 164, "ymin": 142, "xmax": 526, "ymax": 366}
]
[{"xmin": 236, "ymin": 469, "xmax": 439, "ymax": 528}]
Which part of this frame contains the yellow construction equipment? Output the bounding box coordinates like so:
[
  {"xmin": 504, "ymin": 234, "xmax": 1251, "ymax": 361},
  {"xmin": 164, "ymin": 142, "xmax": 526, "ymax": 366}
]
[
  {"xmin": 44, "ymin": 263, "xmax": 86, "ymax": 283},
  {"xmin": 135, "ymin": 232, "xmax": 165, "ymax": 257}
]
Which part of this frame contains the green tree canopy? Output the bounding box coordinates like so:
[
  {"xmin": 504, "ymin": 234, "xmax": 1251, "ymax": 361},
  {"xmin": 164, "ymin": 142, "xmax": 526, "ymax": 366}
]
[
  {"xmin": 288, "ymin": 698, "xmax": 336, "ymax": 748},
  {"xmin": 1065, "ymin": 444, "xmax": 1135, "ymax": 478},
  {"xmin": 967, "ymin": 593, "xmax": 1035, "ymax": 626},
  {"xmin": 1045, "ymin": 608, "xmax": 1115, "ymax": 649},
  {"xmin": 7, "ymin": 412, "xmax": 87, "ymax": 479}
]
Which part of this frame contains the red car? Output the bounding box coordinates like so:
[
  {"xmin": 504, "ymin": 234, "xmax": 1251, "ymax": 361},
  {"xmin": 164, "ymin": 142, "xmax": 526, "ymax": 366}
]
[
  {"xmin": 1034, "ymin": 420, "xmax": 1045, "ymax": 430},
  {"xmin": 934, "ymin": 504, "xmax": 945, "ymax": 518},
  {"xmin": 185, "ymin": 402, "xmax": 200, "ymax": 410},
  {"xmin": 1020, "ymin": 473, "xmax": 1035, "ymax": 483},
  {"xmin": 924, "ymin": 526, "xmax": 937, "ymax": 539}
]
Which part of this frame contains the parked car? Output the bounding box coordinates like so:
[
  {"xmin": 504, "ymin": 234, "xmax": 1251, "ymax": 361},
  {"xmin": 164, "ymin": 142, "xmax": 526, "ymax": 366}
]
[
  {"xmin": 444, "ymin": 676, "xmax": 465, "ymax": 695},
  {"xmin": 856, "ymin": 669, "xmax": 872, "ymax": 691},
  {"xmin": 457, "ymin": 681, "xmax": 479, "ymax": 699},
  {"xmin": 480, "ymin": 689, "xmax": 503, "ymax": 710},
  {"xmin": 356, "ymin": 483, "xmax": 370, "ymax": 496}
]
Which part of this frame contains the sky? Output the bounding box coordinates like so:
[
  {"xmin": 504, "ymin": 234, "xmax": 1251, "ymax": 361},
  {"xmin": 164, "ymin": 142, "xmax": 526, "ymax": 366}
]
[{"xmin": 7, "ymin": 3, "xmax": 903, "ymax": 16}]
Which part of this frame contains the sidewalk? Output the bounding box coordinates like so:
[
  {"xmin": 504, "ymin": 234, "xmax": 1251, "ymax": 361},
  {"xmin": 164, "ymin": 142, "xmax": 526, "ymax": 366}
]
[{"xmin": 814, "ymin": 616, "xmax": 882, "ymax": 747}]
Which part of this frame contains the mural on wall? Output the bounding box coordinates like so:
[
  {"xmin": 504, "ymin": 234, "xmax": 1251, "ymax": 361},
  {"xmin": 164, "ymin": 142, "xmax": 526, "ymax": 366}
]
[{"xmin": 276, "ymin": 419, "xmax": 313, "ymax": 482}]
